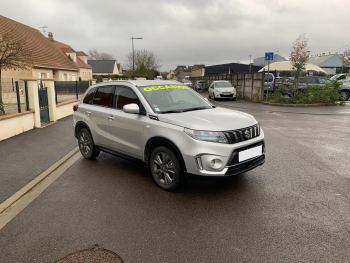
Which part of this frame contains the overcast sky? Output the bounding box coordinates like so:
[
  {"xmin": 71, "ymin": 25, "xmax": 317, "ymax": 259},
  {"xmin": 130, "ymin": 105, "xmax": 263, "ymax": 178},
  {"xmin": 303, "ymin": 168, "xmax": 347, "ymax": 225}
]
[{"xmin": 1, "ymin": 0, "xmax": 349, "ymax": 70}]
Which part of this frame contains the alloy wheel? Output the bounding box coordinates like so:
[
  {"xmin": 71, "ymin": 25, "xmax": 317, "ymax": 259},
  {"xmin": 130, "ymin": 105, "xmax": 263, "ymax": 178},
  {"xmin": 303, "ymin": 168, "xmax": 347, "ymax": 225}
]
[
  {"xmin": 152, "ymin": 152, "xmax": 176, "ymax": 185},
  {"xmin": 79, "ymin": 131, "xmax": 91, "ymax": 156}
]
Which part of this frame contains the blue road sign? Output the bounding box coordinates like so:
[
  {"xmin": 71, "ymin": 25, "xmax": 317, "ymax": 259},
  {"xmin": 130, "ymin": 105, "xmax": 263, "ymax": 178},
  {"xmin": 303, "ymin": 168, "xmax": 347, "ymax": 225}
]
[{"xmin": 265, "ymin": 52, "xmax": 274, "ymax": 61}]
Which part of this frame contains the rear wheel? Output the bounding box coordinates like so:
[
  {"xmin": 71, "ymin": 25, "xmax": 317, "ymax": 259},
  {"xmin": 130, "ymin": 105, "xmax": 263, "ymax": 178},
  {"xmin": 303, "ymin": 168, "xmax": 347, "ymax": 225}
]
[
  {"xmin": 150, "ymin": 146, "xmax": 182, "ymax": 191},
  {"xmin": 340, "ymin": 91, "xmax": 350, "ymax": 101},
  {"xmin": 78, "ymin": 128, "xmax": 100, "ymax": 160}
]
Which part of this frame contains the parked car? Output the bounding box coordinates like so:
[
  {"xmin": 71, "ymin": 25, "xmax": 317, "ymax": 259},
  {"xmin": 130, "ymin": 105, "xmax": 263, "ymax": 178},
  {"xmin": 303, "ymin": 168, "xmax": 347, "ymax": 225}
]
[
  {"xmin": 73, "ymin": 80, "xmax": 265, "ymax": 191},
  {"xmin": 208, "ymin": 80, "xmax": 237, "ymax": 100},
  {"xmin": 194, "ymin": 80, "xmax": 206, "ymax": 91},
  {"xmin": 330, "ymin": 74, "xmax": 346, "ymax": 81},
  {"xmin": 182, "ymin": 79, "xmax": 193, "ymax": 88},
  {"xmin": 264, "ymin": 73, "xmax": 275, "ymax": 94},
  {"xmin": 339, "ymin": 82, "xmax": 350, "ymax": 101}
]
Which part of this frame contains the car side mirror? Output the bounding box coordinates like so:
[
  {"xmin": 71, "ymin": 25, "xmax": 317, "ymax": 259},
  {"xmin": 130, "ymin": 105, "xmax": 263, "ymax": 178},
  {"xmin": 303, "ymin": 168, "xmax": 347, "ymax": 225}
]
[{"xmin": 123, "ymin": 103, "xmax": 140, "ymax": 114}]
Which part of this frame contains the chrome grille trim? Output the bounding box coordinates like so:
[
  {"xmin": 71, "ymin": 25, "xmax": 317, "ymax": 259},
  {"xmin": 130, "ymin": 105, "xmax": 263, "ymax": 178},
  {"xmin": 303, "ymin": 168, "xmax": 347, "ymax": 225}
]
[{"xmin": 223, "ymin": 124, "xmax": 260, "ymax": 144}]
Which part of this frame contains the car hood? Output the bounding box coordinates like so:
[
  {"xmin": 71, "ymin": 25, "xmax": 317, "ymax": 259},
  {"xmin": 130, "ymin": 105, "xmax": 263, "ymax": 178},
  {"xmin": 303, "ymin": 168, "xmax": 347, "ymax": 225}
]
[{"xmin": 157, "ymin": 107, "xmax": 257, "ymax": 131}]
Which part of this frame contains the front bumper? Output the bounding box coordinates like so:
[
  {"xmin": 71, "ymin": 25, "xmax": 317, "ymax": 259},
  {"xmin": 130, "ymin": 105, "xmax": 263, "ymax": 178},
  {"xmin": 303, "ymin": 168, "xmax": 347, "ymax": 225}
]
[
  {"xmin": 216, "ymin": 92, "xmax": 236, "ymax": 98},
  {"xmin": 182, "ymin": 130, "xmax": 265, "ymax": 176}
]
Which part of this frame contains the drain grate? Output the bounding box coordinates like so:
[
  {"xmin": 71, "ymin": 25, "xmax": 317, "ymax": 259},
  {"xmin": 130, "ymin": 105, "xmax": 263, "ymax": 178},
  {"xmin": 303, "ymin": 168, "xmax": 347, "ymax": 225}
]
[{"xmin": 56, "ymin": 246, "xmax": 123, "ymax": 263}]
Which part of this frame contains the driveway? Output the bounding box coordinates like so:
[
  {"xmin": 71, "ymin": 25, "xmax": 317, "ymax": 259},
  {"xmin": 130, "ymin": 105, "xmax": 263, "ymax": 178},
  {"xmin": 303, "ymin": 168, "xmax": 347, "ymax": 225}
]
[{"xmin": 0, "ymin": 101, "xmax": 349, "ymax": 262}]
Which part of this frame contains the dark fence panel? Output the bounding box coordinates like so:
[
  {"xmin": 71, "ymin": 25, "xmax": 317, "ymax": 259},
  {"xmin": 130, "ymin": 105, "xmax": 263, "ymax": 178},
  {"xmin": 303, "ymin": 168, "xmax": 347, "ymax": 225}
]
[
  {"xmin": 54, "ymin": 81, "xmax": 91, "ymax": 104},
  {"xmin": 0, "ymin": 79, "xmax": 28, "ymax": 116}
]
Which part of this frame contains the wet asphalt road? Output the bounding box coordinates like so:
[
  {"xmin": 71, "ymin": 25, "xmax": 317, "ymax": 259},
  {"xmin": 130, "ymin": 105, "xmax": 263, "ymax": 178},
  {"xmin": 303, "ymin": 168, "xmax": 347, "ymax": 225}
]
[{"xmin": 0, "ymin": 101, "xmax": 349, "ymax": 263}]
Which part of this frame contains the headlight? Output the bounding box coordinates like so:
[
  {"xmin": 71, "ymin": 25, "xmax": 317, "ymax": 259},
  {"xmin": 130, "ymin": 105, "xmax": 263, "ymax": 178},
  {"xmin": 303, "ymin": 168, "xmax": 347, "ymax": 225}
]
[{"xmin": 184, "ymin": 128, "xmax": 228, "ymax": 143}]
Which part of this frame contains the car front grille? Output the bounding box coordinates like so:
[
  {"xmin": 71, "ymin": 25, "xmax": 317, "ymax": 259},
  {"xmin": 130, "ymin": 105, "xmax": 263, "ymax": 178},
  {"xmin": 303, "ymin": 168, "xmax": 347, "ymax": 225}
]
[
  {"xmin": 223, "ymin": 124, "xmax": 260, "ymax": 144},
  {"xmin": 225, "ymin": 154, "xmax": 265, "ymax": 176}
]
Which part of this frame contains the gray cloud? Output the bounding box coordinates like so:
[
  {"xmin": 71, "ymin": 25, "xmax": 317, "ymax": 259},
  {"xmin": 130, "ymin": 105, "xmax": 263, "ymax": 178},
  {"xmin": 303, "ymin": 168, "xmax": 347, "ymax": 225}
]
[{"xmin": 1, "ymin": 0, "xmax": 349, "ymax": 70}]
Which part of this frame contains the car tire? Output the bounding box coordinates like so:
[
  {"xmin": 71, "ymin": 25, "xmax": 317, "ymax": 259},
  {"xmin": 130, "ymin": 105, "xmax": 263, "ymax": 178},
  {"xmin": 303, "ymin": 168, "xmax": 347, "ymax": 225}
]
[
  {"xmin": 340, "ymin": 91, "xmax": 350, "ymax": 101},
  {"xmin": 232, "ymin": 97, "xmax": 237, "ymax": 101},
  {"xmin": 78, "ymin": 128, "xmax": 100, "ymax": 160},
  {"xmin": 150, "ymin": 146, "xmax": 183, "ymax": 191}
]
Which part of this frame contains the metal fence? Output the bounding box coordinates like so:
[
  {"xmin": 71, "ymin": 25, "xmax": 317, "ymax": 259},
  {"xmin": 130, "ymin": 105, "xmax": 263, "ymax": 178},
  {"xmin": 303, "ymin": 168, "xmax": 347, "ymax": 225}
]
[
  {"xmin": 54, "ymin": 81, "xmax": 91, "ymax": 104},
  {"xmin": 190, "ymin": 72, "xmax": 265, "ymax": 102},
  {"xmin": 0, "ymin": 79, "xmax": 29, "ymax": 116}
]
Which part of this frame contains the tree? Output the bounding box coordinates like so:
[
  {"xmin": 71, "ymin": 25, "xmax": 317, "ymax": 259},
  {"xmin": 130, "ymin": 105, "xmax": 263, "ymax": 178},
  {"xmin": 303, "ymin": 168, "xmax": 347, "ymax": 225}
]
[
  {"xmin": 127, "ymin": 49, "xmax": 160, "ymax": 79},
  {"xmin": 88, "ymin": 48, "xmax": 114, "ymax": 60},
  {"xmin": 342, "ymin": 49, "xmax": 350, "ymax": 73},
  {"xmin": 0, "ymin": 33, "xmax": 32, "ymax": 115},
  {"xmin": 289, "ymin": 35, "xmax": 310, "ymax": 89}
]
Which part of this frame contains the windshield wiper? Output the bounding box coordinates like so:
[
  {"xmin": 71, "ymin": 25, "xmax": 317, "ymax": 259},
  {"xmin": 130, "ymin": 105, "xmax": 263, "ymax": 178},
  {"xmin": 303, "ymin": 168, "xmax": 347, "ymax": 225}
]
[
  {"xmin": 181, "ymin": 107, "xmax": 210, "ymax": 112},
  {"xmin": 159, "ymin": 110, "xmax": 183, "ymax": 114}
]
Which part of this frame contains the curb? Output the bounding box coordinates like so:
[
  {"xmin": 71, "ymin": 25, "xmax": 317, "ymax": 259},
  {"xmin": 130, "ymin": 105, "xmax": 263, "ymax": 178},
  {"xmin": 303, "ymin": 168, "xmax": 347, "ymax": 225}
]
[{"xmin": 261, "ymin": 102, "xmax": 338, "ymax": 107}]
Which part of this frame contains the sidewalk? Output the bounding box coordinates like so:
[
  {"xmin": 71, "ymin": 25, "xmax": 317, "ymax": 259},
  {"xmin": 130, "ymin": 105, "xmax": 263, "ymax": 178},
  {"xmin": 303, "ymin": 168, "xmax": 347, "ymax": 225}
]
[{"xmin": 0, "ymin": 116, "xmax": 77, "ymax": 203}]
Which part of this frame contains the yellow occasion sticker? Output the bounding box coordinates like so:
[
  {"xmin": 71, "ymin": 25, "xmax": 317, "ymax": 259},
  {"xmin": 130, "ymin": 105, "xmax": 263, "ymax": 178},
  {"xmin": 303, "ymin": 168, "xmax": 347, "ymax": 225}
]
[{"xmin": 143, "ymin": 85, "xmax": 189, "ymax": 92}]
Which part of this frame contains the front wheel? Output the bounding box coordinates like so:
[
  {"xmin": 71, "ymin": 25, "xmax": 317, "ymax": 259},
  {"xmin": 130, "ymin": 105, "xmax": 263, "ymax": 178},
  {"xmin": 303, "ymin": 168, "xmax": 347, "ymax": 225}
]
[
  {"xmin": 150, "ymin": 146, "xmax": 182, "ymax": 191},
  {"xmin": 78, "ymin": 128, "xmax": 100, "ymax": 160}
]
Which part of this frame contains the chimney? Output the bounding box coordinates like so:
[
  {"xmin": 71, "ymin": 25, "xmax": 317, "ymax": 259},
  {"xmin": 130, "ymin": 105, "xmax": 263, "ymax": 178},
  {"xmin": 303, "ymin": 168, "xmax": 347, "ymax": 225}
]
[{"xmin": 48, "ymin": 32, "xmax": 53, "ymax": 41}]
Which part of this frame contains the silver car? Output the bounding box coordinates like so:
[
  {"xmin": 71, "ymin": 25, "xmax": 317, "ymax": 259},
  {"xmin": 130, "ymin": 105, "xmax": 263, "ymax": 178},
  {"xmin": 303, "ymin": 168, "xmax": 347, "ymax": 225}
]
[{"xmin": 73, "ymin": 80, "xmax": 265, "ymax": 191}]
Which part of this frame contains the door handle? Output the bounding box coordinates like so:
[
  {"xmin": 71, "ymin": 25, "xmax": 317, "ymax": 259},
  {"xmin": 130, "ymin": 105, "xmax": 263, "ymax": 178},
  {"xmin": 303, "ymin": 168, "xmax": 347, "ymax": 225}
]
[
  {"xmin": 85, "ymin": 111, "xmax": 92, "ymax": 116},
  {"xmin": 107, "ymin": 116, "xmax": 115, "ymax": 120}
]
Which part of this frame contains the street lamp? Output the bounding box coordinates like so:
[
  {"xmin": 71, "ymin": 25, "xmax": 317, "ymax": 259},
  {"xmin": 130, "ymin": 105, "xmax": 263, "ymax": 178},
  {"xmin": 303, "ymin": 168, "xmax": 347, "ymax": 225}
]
[{"xmin": 131, "ymin": 36, "xmax": 143, "ymax": 79}]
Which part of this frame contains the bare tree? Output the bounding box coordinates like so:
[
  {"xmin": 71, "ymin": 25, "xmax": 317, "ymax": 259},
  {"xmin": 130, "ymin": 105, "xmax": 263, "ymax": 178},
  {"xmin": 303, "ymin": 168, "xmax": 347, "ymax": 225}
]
[
  {"xmin": 88, "ymin": 48, "xmax": 114, "ymax": 60},
  {"xmin": 127, "ymin": 49, "xmax": 160, "ymax": 79},
  {"xmin": 342, "ymin": 49, "xmax": 350, "ymax": 73},
  {"xmin": 290, "ymin": 35, "xmax": 310, "ymax": 89},
  {"xmin": 0, "ymin": 33, "xmax": 32, "ymax": 115}
]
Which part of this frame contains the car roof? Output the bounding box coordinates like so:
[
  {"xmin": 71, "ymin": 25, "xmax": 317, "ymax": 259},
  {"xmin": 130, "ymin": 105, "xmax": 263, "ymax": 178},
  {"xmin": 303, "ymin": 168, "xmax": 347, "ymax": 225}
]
[{"xmin": 100, "ymin": 80, "xmax": 182, "ymax": 87}]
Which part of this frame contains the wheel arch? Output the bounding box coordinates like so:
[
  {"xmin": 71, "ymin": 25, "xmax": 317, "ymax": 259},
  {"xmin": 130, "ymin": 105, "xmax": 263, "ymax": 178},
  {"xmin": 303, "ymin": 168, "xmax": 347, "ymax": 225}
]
[
  {"xmin": 75, "ymin": 121, "xmax": 92, "ymax": 139},
  {"xmin": 144, "ymin": 137, "xmax": 187, "ymax": 172}
]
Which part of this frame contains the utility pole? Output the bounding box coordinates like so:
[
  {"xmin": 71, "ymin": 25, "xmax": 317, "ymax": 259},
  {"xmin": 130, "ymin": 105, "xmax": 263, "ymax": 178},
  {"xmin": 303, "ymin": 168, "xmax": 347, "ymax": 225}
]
[
  {"xmin": 249, "ymin": 55, "xmax": 252, "ymax": 73},
  {"xmin": 131, "ymin": 36, "xmax": 143, "ymax": 79}
]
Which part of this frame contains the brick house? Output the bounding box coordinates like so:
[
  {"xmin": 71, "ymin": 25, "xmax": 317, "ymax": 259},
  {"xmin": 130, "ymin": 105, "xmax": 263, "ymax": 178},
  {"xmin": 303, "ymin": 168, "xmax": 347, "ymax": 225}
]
[{"xmin": 0, "ymin": 15, "xmax": 80, "ymax": 81}]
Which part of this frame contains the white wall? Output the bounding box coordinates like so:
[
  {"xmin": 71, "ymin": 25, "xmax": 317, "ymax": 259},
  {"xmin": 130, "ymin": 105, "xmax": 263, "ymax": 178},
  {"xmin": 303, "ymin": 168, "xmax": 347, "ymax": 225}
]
[
  {"xmin": 0, "ymin": 112, "xmax": 35, "ymax": 141},
  {"xmin": 56, "ymin": 101, "xmax": 78, "ymax": 120}
]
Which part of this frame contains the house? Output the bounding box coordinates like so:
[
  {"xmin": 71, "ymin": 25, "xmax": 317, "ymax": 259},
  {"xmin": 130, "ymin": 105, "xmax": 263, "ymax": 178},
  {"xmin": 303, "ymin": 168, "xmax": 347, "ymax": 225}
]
[
  {"xmin": 191, "ymin": 64, "xmax": 205, "ymax": 78},
  {"xmin": 309, "ymin": 53, "xmax": 346, "ymax": 75},
  {"xmin": 0, "ymin": 15, "xmax": 78, "ymax": 81},
  {"xmin": 87, "ymin": 60, "xmax": 121, "ymax": 75},
  {"xmin": 205, "ymin": 62, "xmax": 261, "ymax": 76},
  {"xmin": 173, "ymin": 65, "xmax": 192, "ymax": 80},
  {"xmin": 253, "ymin": 54, "xmax": 287, "ymax": 67},
  {"xmin": 48, "ymin": 32, "xmax": 92, "ymax": 80}
]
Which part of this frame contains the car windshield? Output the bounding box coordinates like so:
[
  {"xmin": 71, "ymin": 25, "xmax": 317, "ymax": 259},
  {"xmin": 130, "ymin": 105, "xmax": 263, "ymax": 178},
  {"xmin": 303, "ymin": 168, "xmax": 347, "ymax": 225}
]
[
  {"xmin": 214, "ymin": 81, "xmax": 232, "ymax": 88},
  {"xmin": 138, "ymin": 84, "xmax": 212, "ymax": 113}
]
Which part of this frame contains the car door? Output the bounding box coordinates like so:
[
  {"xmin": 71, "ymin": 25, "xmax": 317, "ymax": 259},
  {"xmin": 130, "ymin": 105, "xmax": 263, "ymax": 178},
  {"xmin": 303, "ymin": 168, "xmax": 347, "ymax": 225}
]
[
  {"xmin": 88, "ymin": 85, "xmax": 116, "ymax": 148},
  {"xmin": 107, "ymin": 85, "xmax": 147, "ymax": 159}
]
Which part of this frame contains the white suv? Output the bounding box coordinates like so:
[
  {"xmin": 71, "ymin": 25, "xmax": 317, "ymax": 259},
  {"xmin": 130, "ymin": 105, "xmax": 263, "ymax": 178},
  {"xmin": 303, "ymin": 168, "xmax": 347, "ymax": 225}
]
[{"xmin": 73, "ymin": 80, "xmax": 265, "ymax": 191}]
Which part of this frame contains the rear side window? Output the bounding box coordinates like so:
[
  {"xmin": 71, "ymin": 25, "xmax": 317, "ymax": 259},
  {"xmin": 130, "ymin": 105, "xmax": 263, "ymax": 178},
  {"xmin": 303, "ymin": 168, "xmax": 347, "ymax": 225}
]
[
  {"xmin": 93, "ymin": 86, "xmax": 115, "ymax": 108},
  {"xmin": 83, "ymin": 87, "xmax": 96, "ymax": 104},
  {"xmin": 115, "ymin": 86, "xmax": 143, "ymax": 110}
]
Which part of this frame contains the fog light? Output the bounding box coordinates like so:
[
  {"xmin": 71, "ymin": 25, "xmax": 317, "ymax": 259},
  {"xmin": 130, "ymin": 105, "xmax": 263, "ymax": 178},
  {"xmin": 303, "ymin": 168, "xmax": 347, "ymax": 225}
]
[
  {"xmin": 210, "ymin": 159, "xmax": 223, "ymax": 169},
  {"xmin": 196, "ymin": 155, "xmax": 227, "ymax": 171}
]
